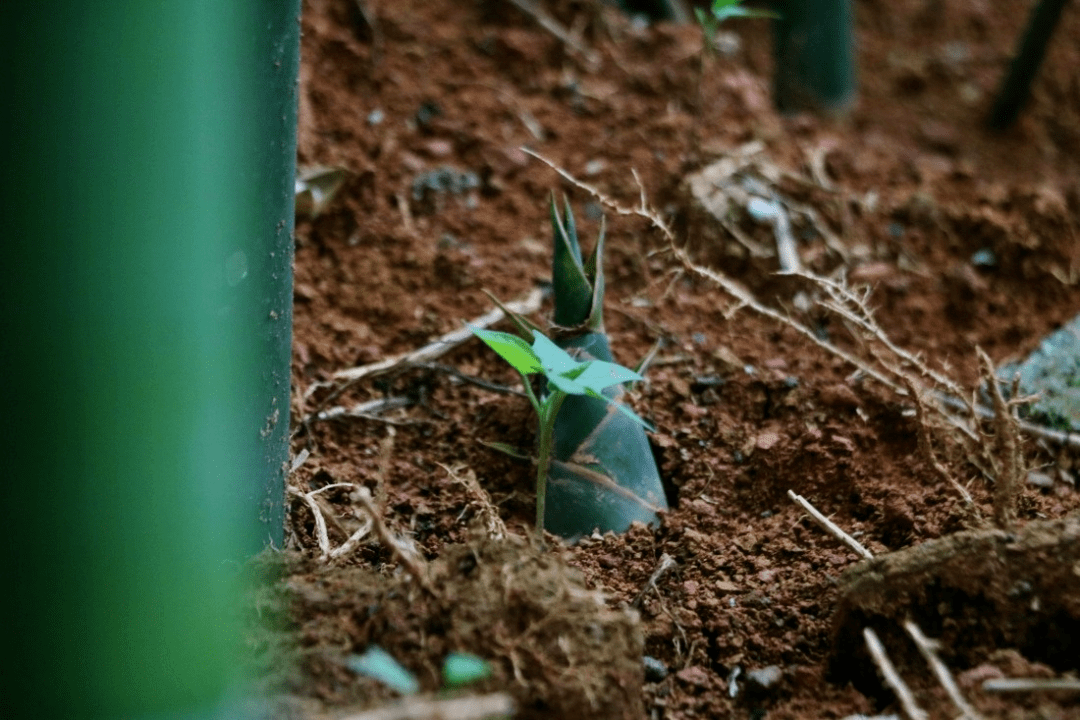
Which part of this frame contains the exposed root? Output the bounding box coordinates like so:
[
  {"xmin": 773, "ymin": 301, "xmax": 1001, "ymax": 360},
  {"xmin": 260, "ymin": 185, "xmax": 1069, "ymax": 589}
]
[
  {"xmin": 355, "ymin": 485, "xmax": 435, "ymax": 594},
  {"xmin": 287, "ymin": 433, "xmax": 433, "ymax": 591},
  {"xmin": 440, "ymin": 462, "xmax": 509, "ymax": 540},
  {"xmin": 977, "ymin": 348, "xmax": 1025, "ymax": 531},
  {"xmin": 287, "ymin": 483, "xmax": 373, "ymax": 562},
  {"xmin": 631, "ymin": 552, "xmax": 676, "ymax": 609},
  {"xmin": 902, "ymin": 375, "xmax": 976, "ymax": 510}
]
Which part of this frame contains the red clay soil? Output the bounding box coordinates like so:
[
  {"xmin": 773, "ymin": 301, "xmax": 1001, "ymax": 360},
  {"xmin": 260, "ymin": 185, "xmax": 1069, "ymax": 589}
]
[{"xmin": 262, "ymin": 0, "xmax": 1080, "ymax": 717}]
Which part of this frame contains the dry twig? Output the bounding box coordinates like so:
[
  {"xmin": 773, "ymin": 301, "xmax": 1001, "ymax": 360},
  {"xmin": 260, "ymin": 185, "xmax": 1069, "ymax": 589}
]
[
  {"xmin": 308, "ymin": 286, "xmax": 544, "ymax": 397},
  {"xmin": 982, "ymin": 677, "xmax": 1080, "ymax": 693},
  {"xmin": 863, "ymin": 627, "xmax": 928, "ymax": 720},
  {"xmin": 504, "ymin": 0, "xmax": 599, "ymax": 68},
  {"xmin": 632, "ymin": 553, "xmax": 677, "ymax": 609},
  {"xmin": 903, "ymin": 620, "xmax": 985, "ymax": 720},
  {"xmin": 978, "ymin": 348, "xmax": 1024, "ymax": 531},
  {"xmin": 336, "ymin": 692, "xmax": 515, "ymax": 720},
  {"xmin": 788, "ymin": 490, "xmax": 874, "ymax": 560},
  {"xmin": 296, "ymin": 287, "xmax": 545, "ymax": 440},
  {"xmin": 309, "ymin": 396, "xmax": 414, "ymax": 424}
]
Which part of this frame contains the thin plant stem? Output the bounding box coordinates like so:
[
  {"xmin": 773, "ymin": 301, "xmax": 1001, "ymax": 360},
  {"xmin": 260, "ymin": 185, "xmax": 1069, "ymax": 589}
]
[
  {"xmin": 520, "ymin": 373, "xmax": 543, "ymax": 416},
  {"xmin": 534, "ymin": 391, "xmax": 567, "ymax": 530}
]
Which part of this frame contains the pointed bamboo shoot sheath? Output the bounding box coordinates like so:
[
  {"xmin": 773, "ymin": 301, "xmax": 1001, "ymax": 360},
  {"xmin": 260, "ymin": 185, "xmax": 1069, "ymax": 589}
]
[{"xmin": 544, "ymin": 199, "xmax": 668, "ymax": 537}]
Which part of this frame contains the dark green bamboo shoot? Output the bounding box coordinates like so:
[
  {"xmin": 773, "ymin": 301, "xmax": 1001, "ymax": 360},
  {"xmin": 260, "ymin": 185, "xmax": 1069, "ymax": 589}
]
[{"xmin": 544, "ymin": 198, "xmax": 668, "ymax": 538}]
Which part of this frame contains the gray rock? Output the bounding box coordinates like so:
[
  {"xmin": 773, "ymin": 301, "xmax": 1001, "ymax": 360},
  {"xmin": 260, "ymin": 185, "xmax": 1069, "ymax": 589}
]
[
  {"xmin": 1026, "ymin": 471, "xmax": 1054, "ymax": 489},
  {"xmin": 643, "ymin": 655, "xmax": 668, "ymax": 683},
  {"xmin": 996, "ymin": 314, "xmax": 1080, "ymax": 433},
  {"xmin": 745, "ymin": 665, "xmax": 783, "ymax": 693}
]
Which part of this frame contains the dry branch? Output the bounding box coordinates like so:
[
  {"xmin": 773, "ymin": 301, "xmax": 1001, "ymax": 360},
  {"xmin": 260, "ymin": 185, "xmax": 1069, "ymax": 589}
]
[
  {"xmin": 504, "ymin": 0, "xmax": 599, "ymax": 68},
  {"xmin": 902, "ymin": 620, "xmax": 985, "ymax": 720},
  {"xmin": 337, "ymin": 692, "xmax": 515, "ymax": 720},
  {"xmin": 978, "ymin": 348, "xmax": 1023, "ymax": 531},
  {"xmin": 863, "ymin": 627, "xmax": 927, "ymax": 720},
  {"xmin": 788, "ymin": 490, "xmax": 874, "ymax": 560},
  {"xmin": 309, "ymin": 286, "xmax": 544, "ymax": 396},
  {"xmin": 982, "ymin": 677, "xmax": 1080, "ymax": 693},
  {"xmin": 632, "ymin": 552, "xmax": 677, "ymax": 608}
]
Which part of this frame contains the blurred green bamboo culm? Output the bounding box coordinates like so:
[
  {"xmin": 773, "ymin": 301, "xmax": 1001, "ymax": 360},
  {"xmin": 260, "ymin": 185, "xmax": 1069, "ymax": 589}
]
[{"xmin": 2, "ymin": 1, "xmax": 300, "ymax": 717}]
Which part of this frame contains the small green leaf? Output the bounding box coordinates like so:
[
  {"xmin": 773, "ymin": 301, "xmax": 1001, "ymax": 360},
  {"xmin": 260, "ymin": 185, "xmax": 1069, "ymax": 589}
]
[
  {"xmin": 548, "ymin": 372, "xmax": 587, "ymax": 396},
  {"xmin": 573, "ymin": 360, "xmax": 643, "ymax": 393},
  {"xmin": 530, "ymin": 331, "xmax": 581, "ymax": 376},
  {"xmin": 608, "ymin": 396, "xmax": 655, "ymax": 432},
  {"xmin": 442, "ymin": 652, "xmax": 492, "ymax": 688},
  {"xmin": 479, "ymin": 439, "xmax": 531, "ymax": 460},
  {"xmin": 347, "ymin": 646, "xmax": 419, "ymax": 695},
  {"xmin": 711, "ymin": 0, "xmax": 779, "ymax": 22},
  {"xmin": 582, "ymin": 388, "xmax": 655, "ymax": 432},
  {"xmin": 470, "ymin": 325, "xmax": 543, "ymax": 375}
]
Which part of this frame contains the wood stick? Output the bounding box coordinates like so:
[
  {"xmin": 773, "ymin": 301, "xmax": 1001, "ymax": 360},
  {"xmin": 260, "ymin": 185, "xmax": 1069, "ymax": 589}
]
[
  {"xmin": 863, "ymin": 627, "xmax": 927, "ymax": 720},
  {"xmin": 903, "ymin": 620, "xmax": 984, "ymax": 720},
  {"xmin": 788, "ymin": 490, "xmax": 874, "ymax": 560},
  {"xmin": 504, "ymin": 0, "xmax": 599, "ymax": 68},
  {"xmin": 982, "ymin": 677, "xmax": 1080, "ymax": 693},
  {"xmin": 317, "ymin": 286, "xmax": 544, "ymax": 391},
  {"xmin": 337, "ymin": 692, "xmax": 515, "ymax": 720}
]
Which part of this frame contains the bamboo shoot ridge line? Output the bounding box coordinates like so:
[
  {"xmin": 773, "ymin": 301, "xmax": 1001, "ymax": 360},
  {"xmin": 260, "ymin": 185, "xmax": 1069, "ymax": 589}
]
[{"xmin": 544, "ymin": 197, "xmax": 668, "ymax": 538}]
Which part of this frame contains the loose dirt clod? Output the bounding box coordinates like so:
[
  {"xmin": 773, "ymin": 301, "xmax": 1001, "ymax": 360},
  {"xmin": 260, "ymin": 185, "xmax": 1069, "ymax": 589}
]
[{"xmin": 285, "ymin": 536, "xmax": 645, "ymax": 719}]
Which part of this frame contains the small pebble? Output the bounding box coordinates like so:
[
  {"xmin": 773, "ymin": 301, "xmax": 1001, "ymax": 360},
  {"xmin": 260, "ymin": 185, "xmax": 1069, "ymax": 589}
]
[
  {"xmin": 643, "ymin": 656, "xmax": 668, "ymax": 682},
  {"xmin": 746, "ymin": 665, "xmax": 784, "ymax": 693},
  {"xmin": 584, "ymin": 159, "xmax": 606, "ymax": 176},
  {"xmin": 746, "ymin": 196, "xmax": 779, "ymax": 223},
  {"xmin": 1027, "ymin": 471, "xmax": 1054, "ymax": 489},
  {"xmin": 970, "ymin": 248, "xmax": 997, "ymax": 267}
]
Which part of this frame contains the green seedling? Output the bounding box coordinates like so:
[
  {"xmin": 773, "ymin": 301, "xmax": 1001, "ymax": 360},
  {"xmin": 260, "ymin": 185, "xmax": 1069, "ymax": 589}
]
[
  {"xmin": 470, "ymin": 325, "xmax": 649, "ymax": 530},
  {"xmin": 471, "ymin": 196, "xmax": 667, "ymax": 539},
  {"xmin": 695, "ymin": 0, "xmax": 778, "ymax": 55}
]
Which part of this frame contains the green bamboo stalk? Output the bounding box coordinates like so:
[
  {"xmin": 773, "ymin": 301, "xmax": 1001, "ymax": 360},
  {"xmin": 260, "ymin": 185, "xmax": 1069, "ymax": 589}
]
[
  {"xmin": 1, "ymin": 1, "xmax": 299, "ymax": 716},
  {"xmin": 772, "ymin": 0, "xmax": 857, "ymax": 115},
  {"xmin": 544, "ymin": 198, "xmax": 668, "ymax": 538}
]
